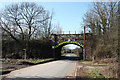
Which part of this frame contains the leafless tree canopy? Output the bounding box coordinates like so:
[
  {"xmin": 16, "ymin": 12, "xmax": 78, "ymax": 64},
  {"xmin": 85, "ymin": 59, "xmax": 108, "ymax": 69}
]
[
  {"xmin": 55, "ymin": 24, "xmax": 62, "ymax": 34},
  {"xmin": 83, "ymin": 2, "xmax": 118, "ymax": 35},
  {"xmin": 1, "ymin": 2, "xmax": 53, "ymax": 41},
  {"xmin": 83, "ymin": 2, "xmax": 118, "ymax": 60}
]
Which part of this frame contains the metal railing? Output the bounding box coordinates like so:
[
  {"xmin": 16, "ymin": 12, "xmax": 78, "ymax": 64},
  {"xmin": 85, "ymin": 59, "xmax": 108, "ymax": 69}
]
[{"xmin": 52, "ymin": 31, "xmax": 82, "ymax": 34}]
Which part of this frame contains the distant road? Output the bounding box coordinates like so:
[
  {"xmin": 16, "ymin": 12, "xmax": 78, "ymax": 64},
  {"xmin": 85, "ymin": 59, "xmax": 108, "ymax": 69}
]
[{"xmin": 3, "ymin": 54, "xmax": 78, "ymax": 80}]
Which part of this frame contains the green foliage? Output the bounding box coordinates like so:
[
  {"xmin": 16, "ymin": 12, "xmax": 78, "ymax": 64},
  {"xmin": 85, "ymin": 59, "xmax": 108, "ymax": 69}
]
[{"xmin": 84, "ymin": 69, "xmax": 105, "ymax": 78}]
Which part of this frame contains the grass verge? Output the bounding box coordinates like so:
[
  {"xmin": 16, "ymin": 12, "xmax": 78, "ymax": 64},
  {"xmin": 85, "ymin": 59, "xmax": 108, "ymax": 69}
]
[
  {"xmin": 79, "ymin": 60, "xmax": 107, "ymax": 66},
  {"xmin": 22, "ymin": 58, "xmax": 54, "ymax": 64},
  {"xmin": 2, "ymin": 58, "xmax": 54, "ymax": 65},
  {"xmin": 84, "ymin": 69, "xmax": 105, "ymax": 78}
]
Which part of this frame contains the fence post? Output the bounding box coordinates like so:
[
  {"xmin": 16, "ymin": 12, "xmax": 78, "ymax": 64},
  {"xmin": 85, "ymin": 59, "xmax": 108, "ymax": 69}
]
[{"xmin": 23, "ymin": 49, "xmax": 26, "ymax": 60}]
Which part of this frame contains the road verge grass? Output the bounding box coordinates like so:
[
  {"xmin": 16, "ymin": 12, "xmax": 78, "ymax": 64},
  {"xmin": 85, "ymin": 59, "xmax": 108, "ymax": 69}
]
[
  {"xmin": 83, "ymin": 69, "xmax": 105, "ymax": 78},
  {"xmin": 21, "ymin": 58, "xmax": 54, "ymax": 64},
  {"xmin": 2, "ymin": 58, "xmax": 54, "ymax": 65},
  {"xmin": 76, "ymin": 60, "xmax": 110, "ymax": 79},
  {"xmin": 79, "ymin": 60, "xmax": 107, "ymax": 66}
]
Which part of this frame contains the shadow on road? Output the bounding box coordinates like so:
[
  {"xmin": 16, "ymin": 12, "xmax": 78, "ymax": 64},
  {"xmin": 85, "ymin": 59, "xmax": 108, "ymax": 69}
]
[
  {"xmin": 60, "ymin": 56, "xmax": 80, "ymax": 61},
  {"xmin": 2, "ymin": 77, "xmax": 119, "ymax": 80}
]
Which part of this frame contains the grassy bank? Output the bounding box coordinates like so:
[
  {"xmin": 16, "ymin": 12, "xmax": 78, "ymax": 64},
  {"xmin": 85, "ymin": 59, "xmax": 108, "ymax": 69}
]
[
  {"xmin": 2, "ymin": 58, "xmax": 54, "ymax": 65},
  {"xmin": 76, "ymin": 60, "xmax": 117, "ymax": 79},
  {"xmin": 79, "ymin": 60, "xmax": 107, "ymax": 66},
  {"xmin": 84, "ymin": 69, "xmax": 105, "ymax": 78}
]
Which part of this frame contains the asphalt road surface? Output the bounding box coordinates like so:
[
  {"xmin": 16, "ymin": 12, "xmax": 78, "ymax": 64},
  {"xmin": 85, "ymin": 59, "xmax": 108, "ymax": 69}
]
[{"xmin": 3, "ymin": 54, "xmax": 79, "ymax": 80}]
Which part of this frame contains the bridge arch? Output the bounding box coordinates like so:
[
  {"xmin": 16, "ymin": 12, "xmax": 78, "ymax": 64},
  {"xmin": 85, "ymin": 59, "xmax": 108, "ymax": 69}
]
[
  {"xmin": 54, "ymin": 41, "xmax": 84, "ymax": 59},
  {"xmin": 55, "ymin": 41, "xmax": 84, "ymax": 49}
]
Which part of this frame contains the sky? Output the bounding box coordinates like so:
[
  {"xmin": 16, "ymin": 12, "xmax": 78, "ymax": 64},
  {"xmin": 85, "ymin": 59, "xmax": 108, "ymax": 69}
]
[
  {"xmin": 0, "ymin": 2, "xmax": 92, "ymax": 33},
  {"xmin": 38, "ymin": 2, "xmax": 92, "ymax": 34},
  {"xmin": 64, "ymin": 44, "xmax": 80, "ymax": 50},
  {"xmin": 0, "ymin": 1, "xmax": 92, "ymax": 49}
]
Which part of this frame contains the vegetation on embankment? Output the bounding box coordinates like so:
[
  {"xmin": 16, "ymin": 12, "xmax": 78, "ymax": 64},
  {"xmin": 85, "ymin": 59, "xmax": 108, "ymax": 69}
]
[
  {"xmin": 2, "ymin": 58, "xmax": 54, "ymax": 65},
  {"xmin": 79, "ymin": 60, "xmax": 107, "ymax": 66},
  {"xmin": 2, "ymin": 39, "xmax": 53, "ymax": 59},
  {"xmin": 77, "ymin": 60, "xmax": 118, "ymax": 79},
  {"xmin": 82, "ymin": 2, "xmax": 119, "ymax": 78},
  {"xmin": 84, "ymin": 69, "xmax": 105, "ymax": 78}
]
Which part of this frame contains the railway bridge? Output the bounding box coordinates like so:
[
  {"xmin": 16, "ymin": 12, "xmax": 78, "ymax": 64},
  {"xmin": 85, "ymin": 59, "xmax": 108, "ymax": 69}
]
[{"xmin": 50, "ymin": 32, "xmax": 92, "ymax": 59}]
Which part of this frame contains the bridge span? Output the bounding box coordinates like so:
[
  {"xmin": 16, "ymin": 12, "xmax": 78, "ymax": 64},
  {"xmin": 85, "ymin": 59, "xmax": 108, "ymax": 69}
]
[{"xmin": 50, "ymin": 33, "xmax": 92, "ymax": 59}]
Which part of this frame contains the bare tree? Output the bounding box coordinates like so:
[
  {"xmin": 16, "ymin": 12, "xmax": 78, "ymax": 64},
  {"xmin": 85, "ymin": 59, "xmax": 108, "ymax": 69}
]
[
  {"xmin": 1, "ymin": 2, "xmax": 51, "ymax": 41},
  {"xmin": 83, "ymin": 11, "xmax": 98, "ymax": 34},
  {"xmin": 41, "ymin": 11, "xmax": 54, "ymax": 39},
  {"xmin": 82, "ymin": 2, "xmax": 118, "ymax": 60},
  {"xmin": 83, "ymin": 2, "xmax": 118, "ymax": 35},
  {"xmin": 55, "ymin": 24, "xmax": 62, "ymax": 34}
]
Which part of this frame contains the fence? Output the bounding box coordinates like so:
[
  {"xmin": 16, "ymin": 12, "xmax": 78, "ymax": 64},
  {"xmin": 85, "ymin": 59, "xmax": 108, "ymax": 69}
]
[{"xmin": 52, "ymin": 31, "xmax": 83, "ymax": 34}]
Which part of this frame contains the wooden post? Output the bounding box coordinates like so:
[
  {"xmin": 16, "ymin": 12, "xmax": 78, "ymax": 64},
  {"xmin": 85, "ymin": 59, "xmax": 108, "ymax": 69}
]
[
  {"xmin": 23, "ymin": 49, "xmax": 26, "ymax": 60},
  {"xmin": 25, "ymin": 49, "xmax": 26, "ymax": 60},
  {"xmin": 83, "ymin": 26, "xmax": 86, "ymax": 60},
  {"xmin": 41, "ymin": 33, "xmax": 43, "ymax": 40}
]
